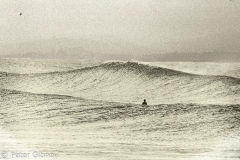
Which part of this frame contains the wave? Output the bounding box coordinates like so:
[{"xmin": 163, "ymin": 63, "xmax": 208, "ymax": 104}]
[{"xmin": 0, "ymin": 62, "xmax": 239, "ymax": 104}]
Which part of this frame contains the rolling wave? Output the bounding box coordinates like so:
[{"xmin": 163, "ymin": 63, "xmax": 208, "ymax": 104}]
[{"xmin": 0, "ymin": 62, "xmax": 239, "ymax": 104}]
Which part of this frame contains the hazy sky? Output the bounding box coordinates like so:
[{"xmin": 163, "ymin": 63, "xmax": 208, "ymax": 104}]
[{"xmin": 1, "ymin": 0, "xmax": 240, "ymax": 49}]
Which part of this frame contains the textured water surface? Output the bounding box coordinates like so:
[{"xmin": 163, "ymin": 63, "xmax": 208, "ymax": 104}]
[{"xmin": 0, "ymin": 60, "xmax": 240, "ymax": 160}]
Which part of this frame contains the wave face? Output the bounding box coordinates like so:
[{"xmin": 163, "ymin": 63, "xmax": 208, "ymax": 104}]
[{"xmin": 0, "ymin": 62, "xmax": 240, "ymax": 104}]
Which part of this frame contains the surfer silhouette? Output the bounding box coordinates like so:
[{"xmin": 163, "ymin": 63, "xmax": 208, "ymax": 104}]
[{"xmin": 142, "ymin": 99, "xmax": 147, "ymax": 105}]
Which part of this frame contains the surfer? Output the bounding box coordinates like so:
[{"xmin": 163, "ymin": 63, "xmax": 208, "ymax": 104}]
[{"xmin": 142, "ymin": 99, "xmax": 147, "ymax": 105}]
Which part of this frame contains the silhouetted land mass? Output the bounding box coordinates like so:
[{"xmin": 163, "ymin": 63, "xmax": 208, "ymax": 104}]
[{"xmin": 0, "ymin": 37, "xmax": 239, "ymax": 62}]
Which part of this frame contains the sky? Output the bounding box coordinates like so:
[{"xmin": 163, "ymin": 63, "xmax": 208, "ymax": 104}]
[{"xmin": 1, "ymin": 0, "xmax": 240, "ymax": 52}]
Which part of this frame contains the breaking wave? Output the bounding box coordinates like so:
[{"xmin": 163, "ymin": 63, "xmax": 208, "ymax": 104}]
[{"xmin": 0, "ymin": 62, "xmax": 239, "ymax": 104}]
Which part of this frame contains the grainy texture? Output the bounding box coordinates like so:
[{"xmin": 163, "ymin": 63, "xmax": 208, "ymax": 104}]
[{"xmin": 0, "ymin": 60, "xmax": 240, "ymax": 160}]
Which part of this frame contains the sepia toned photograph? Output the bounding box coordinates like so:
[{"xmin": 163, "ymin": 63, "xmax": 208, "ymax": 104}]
[{"xmin": 0, "ymin": 0, "xmax": 240, "ymax": 160}]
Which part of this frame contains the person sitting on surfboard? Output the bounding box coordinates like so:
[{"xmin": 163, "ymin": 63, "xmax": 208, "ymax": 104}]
[{"xmin": 142, "ymin": 99, "xmax": 147, "ymax": 105}]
